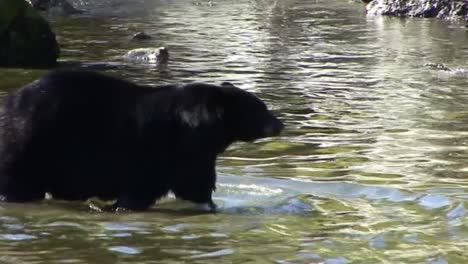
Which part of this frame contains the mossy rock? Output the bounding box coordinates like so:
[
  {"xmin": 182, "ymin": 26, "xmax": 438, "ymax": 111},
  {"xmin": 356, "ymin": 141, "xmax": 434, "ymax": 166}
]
[
  {"xmin": 0, "ymin": 0, "xmax": 24, "ymax": 34},
  {"xmin": 0, "ymin": 0, "xmax": 60, "ymax": 68}
]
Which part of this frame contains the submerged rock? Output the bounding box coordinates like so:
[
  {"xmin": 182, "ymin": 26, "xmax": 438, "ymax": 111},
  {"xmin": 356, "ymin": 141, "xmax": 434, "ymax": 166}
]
[
  {"xmin": 132, "ymin": 32, "xmax": 152, "ymax": 41},
  {"xmin": 123, "ymin": 47, "xmax": 169, "ymax": 65},
  {"xmin": 424, "ymin": 63, "xmax": 451, "ymax": 71},
  {"xmin": 424, "ymin": 63, "xmax": 468, "ymax": 76},
  {"xmin": 366, "ymin": 0, "xmax": 468, "ymax": 21},
  {"xmin": 0, "ymin": 0, "xmax": 60, "ymax": 68}
]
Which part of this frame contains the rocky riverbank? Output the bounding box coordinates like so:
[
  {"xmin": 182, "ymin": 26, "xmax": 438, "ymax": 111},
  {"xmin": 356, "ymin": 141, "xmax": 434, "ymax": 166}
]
[{"xmin": 366, "ymin": 0, "xmax": 468, "ymax": 21}]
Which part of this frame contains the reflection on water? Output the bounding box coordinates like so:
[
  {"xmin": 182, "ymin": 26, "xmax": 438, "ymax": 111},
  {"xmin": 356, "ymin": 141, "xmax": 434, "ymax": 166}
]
[{"xmin": 1, "ymin": 0, "xmax": 468, "ymax": 263}]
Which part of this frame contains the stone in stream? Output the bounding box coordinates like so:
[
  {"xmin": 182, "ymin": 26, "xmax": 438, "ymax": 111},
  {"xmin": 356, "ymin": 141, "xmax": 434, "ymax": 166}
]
[{"xmin": 123, "ymin": 47, "xmax": 169, "ymax": 65}]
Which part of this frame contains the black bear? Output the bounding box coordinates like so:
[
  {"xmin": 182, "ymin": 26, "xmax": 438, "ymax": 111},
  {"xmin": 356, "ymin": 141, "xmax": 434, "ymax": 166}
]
[{"xmin": 0, "ymin": 70, "xmax": 283, "ymax": 211}]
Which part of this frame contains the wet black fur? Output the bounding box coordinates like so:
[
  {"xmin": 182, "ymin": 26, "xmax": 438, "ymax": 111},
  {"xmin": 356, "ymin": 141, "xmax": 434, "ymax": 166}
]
[{"xmin": 0, "ymin": 70, "xmax": 283, "ymax": 211}]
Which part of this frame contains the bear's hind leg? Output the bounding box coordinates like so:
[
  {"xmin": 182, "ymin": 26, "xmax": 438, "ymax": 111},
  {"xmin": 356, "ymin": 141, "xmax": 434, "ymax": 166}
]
[
  {"xmin": 112, "ymin": 193, "xmax": 157, "ymax": 211},
  {"xmin": 0, "ymin": 177, "xmax": 46, "ymax": 202}
]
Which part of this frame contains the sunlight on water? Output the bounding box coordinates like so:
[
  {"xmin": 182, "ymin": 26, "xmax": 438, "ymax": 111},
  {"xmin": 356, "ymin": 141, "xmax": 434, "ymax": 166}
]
[{"xmin": 0, "ymin": 0, "xmax": 468, "ymax": 263}]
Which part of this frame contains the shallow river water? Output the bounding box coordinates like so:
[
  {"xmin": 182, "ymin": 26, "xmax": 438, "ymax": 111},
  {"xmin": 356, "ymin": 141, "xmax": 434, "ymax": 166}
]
[{"xmin": 0, "ymin": 0, "xmax": 468, "ymax": 263}]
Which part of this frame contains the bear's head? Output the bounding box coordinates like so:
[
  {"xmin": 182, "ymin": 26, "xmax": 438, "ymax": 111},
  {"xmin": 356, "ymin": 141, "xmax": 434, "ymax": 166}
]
[
  {"xmin": 176, "ymin": 82, "xmax": 284, "ymax": 143},
  {"xmin": 219, "ymin": 82, "xmax": 284, "ymax": 142}
]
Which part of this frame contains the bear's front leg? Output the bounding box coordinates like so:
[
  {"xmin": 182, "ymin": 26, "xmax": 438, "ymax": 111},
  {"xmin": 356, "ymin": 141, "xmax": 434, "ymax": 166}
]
[
  {"xmin": 170, "ymin": 161, "xmax": 218, "ymax": 212},
  {"xmin": 172, "ymin": 184, "xmax": 217, "ymax": 212},
  {"xmin": 0, "ymin": 173, "xmax": 46, "ymax": 203},
  {"xmin": 193, "ymin": 200, "xmax": 217, "ymax": 212}
]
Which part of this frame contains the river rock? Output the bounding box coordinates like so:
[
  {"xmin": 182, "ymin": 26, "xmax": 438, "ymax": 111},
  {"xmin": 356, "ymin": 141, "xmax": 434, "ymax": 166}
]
[
  {"xmin": 0, "ymin": 0, "xmax": 60, "ymax": 68},
  {"xmin": 123, "ymin": 47, "xmax": 169, "ymax": 65},
  {"xmin": 366, "ymin": 0, "xmax": 468, "ymax": 21}
]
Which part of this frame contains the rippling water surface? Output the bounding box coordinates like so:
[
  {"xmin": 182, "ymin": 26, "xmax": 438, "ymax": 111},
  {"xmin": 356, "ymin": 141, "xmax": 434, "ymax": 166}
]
[{"xmin": 0, "ymin": 0, "xmax": 468, "ymax": 263}]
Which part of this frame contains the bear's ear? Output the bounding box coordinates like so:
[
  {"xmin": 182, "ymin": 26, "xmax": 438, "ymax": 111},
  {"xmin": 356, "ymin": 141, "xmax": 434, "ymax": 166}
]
[{"xmin": 221, "ymin": 82, "xmax": 235, "ymax": 88}]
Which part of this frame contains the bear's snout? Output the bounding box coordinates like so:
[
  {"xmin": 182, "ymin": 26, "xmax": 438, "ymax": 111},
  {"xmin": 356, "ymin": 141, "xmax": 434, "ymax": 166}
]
[{"xmin": 263, "ymin": 117, "xmax": 284, "ymax": 137}]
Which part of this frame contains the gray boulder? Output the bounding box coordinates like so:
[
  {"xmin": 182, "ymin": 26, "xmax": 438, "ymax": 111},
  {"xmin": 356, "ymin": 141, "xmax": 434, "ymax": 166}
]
[{"xmin": 123, "ymin": 47, "xmax": 169, "ymax": 65}]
